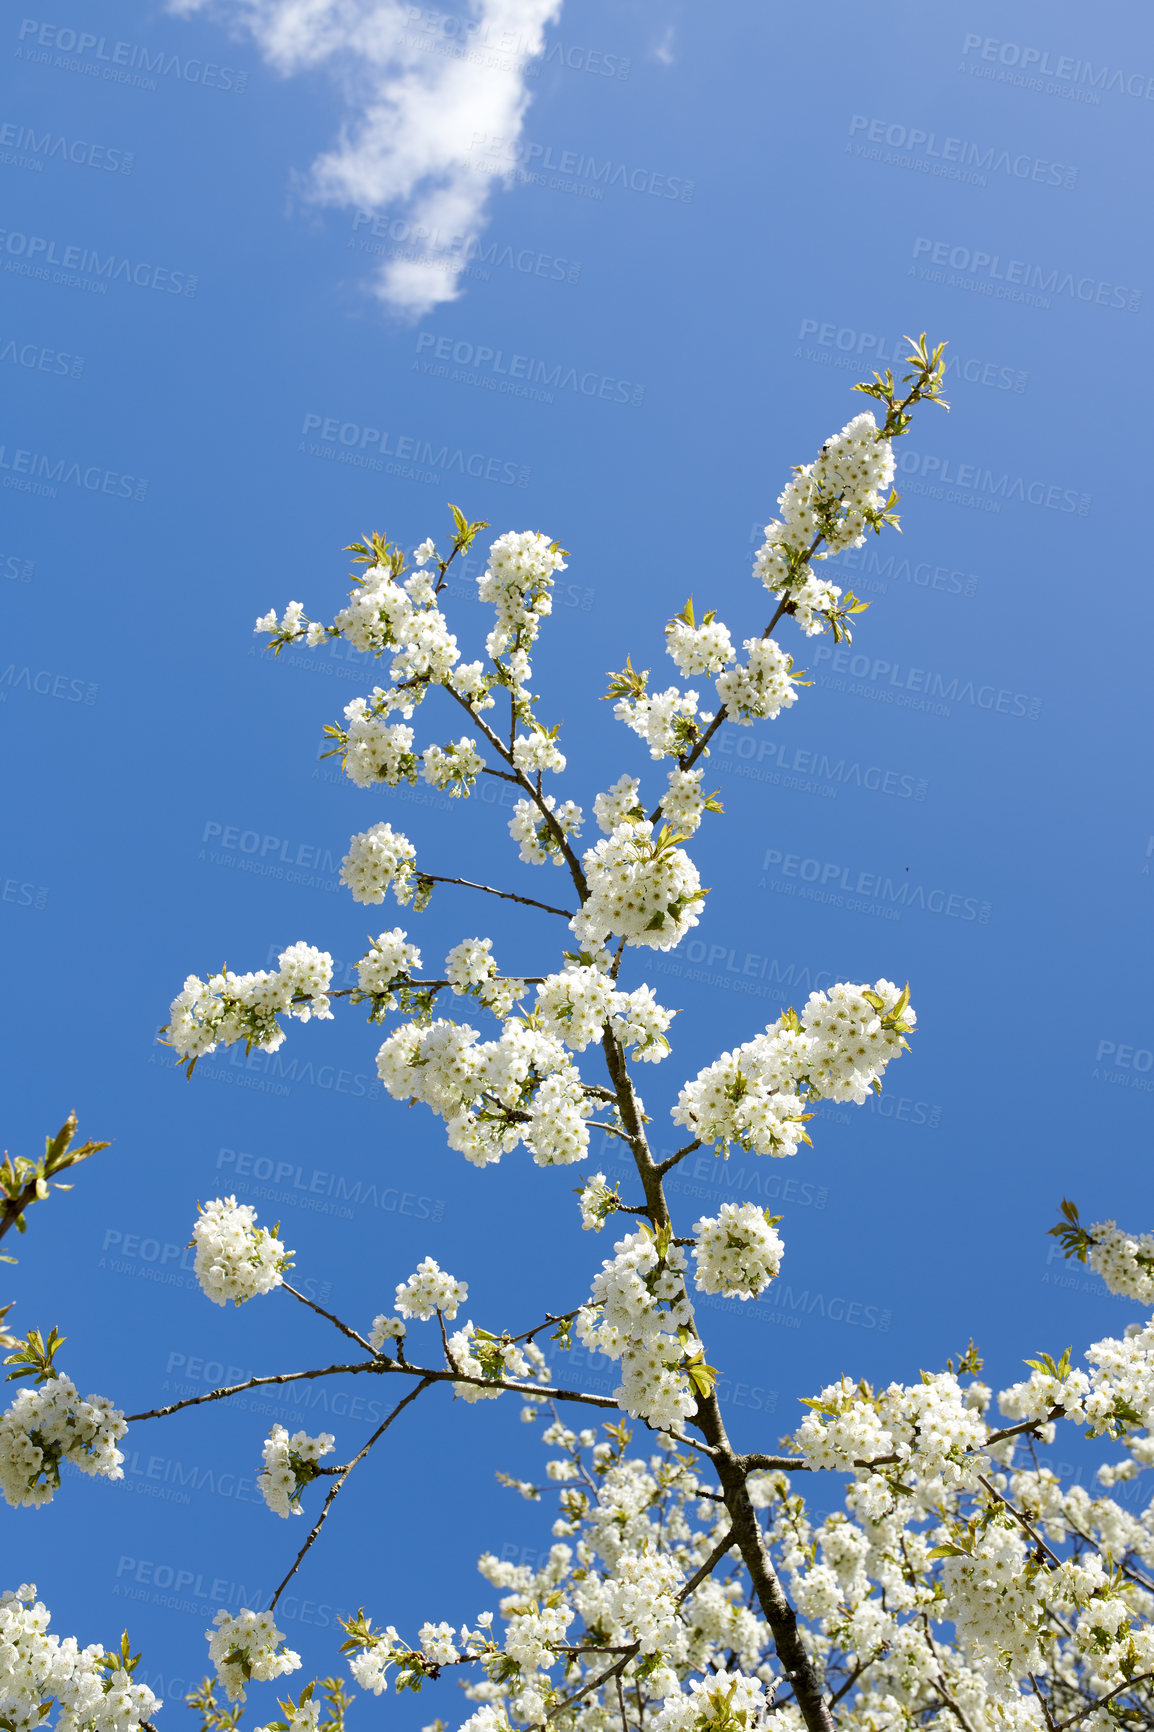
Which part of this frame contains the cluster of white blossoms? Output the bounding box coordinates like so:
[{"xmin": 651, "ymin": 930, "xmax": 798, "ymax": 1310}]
[
  {"xmin": 376, "ymin": 1017, "xmax": 591, "ymax": 1166},
  {"xmin": 368, "ymin": 1314, "xmax": 406, "ymax": 1351},
  {"xmin": 192, "ymin": 1197, "xmax": 292, "ymax": 1306},
  {"xmin": 334, "ymin": 701, "xmax": 487, "ymax": 798},
  {"xmin": 1083, "ymin": 1219, "xmax": 1154, "ymax": 1303},
  {"xmin": 998, "ymin": 1312, "xmax": 1154, "ymax": 1471},
  {"xmin": 673, "ymin": 980, "xmax": 914, "ymax": 1156},
  {"xmin": 340, "ymin": 822, "xmax": 418, "ymax": 906},
  {"xmin": 344, "ymin": 1617, "xmax": 494, "ymax": 1699},
  {"xmin": 754, "ymin": 411, "xmax": 896, "ymax": 603},
  {"xmin": 446, "ymin": 936, "xmax": 499, "ymax": 994},
  {"xmin": 512, "ymin": 728, "xmax": 566, "ymax": 776},
  {"xmin": 0, "ymin": 1584, "xmax": 161, "ymax": 1732},
  {"xmin": 165, "ymin": 941, "xmax": 333, "ymax": 1063},
  {"xmin": 339, "ymin": 569, "xmax": 459, "ymax": 688},
  {"xmin": 422, "ymin": 736, "xmax": 485, "ymax": 796},
  {"xmin": 257, "ymin": 1426, "xmax": 335, "ymax": 1518},
  {"xmin": 336, "ymin": 697, "xmax": 418, "ymax": 789},
  {"xmin": 259, "ymin": 1694, "xmax": 322, "ymax": 1732},
  {"xmin": 508, "ymin": 795, "xmax": 583, "ymax": 866},
  {"xmin": 579, "ymin": 1230, "xmax": 702, "ymax": 1428},
  {"xmin": 571, "ymin": 820, "xmax": 704, "ymax": 953},
  {"xmin": 531, "ymin": 966, "xmax": 674, "ymax": 1062},
  {"xmin": 593, "ymin": 774, "xmax": 643, "ymax": 833},
  {"xmin": 532, "ymin": 964, "xmax": 615, "ymax": 1048},
  {"xmin": 453, "ymin": 660, "xmax": 496, "ymax": 712},
  {"xmin": 610, "ymin": 984, "xmax": 676, "ymax": 1061},
  {"xmin": 355, "ymin": 928, "xmax": 422, "ymax": 1012},
  {"xmin": 615, "ymin": 685, "xmax": 706, "ymax": 761},
  {"xmin": 256, "ymin": 554, "xmax": 466, "ymax": 713},
  {"xmin": 436, "ymin": 1431, "xmax": 778, "ymax": 1730},
  {"xmin": 478, "ymin": 531, "xmax": 567, "ymax": 694},
  {"xmin": 576, "ymin": 1171, "xmax": 621, "ymax": 1232},
  {"xmin": 792, "ymin": 1369, "xmax": 990, "ymax": 1517},
  {"xmin": 665, "ymin": 611, "xmax": 735, "ymax": 678},
  {"xmin": 443, "ymin": 938, "xmax": 524, "ymax": 1019},
  {"xmin": 418, "ymin": 1621, "xmax": 461, "ymax": 1664},
  {"xmin": 446, "ymin": 1320, "xmax": 532, "ymax": 1403},
  {"xmin": 590, "ymin": 1549, "xmax": 685, "ymax": 1654},
  {"xmin": 692, "ymin": 1204, "xmax": 784, "ymax": 1299},
  {"xmin": 0, "ymin": 1379, "xmax": 126, "ymax": 1509},
  {"xmin": 652, "ymin": 1670, "xmax": 769, "ymax": 1732},
  {"xmin": 714, "ymin": 637, "xmax": 800, "ymax": 724},
  {"xmin": 207, "ymin": 1609, "xmax": 301, "ymax": 1703},
  {"xmin": 660, "ymin": 768, "xmax": 710, "ymax": 835},
  {"xmin": 394, "ymin": 1256, "xmax": 468, "ymax": 1321},
  {"xmin": 255, "ymin": 600, "xmax": 326, "ymax": 648},
  {"xmin": 786, "ymin": 571, "xmax": 845, "ymax": 636}
]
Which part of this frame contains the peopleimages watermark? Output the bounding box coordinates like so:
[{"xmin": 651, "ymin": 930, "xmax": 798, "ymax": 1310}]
[
  {"xmin": 413, "ymin": 332, "xmax": 645, "ymax": 408},
  {"xmin": 715, "ymin": 726, "xmax": 928, "ymax": 803},
  {"xmin": 960, "ymin": 34, "xmax": 1154, "ymax": 102},
  {"xmin": 910, "ymin": 237, "xmax": 1141, "ymax": 314},
  {"xmin": 471, "ymin": 133, "xmax": 695, "ymax": 202},
  {"xmin": 402, "ymin": 9, "xmax": 631, "ymax": 80},
  {"xmin": 1, "ymin": 549, "xmax": 34, "ymax": 581},
  {"xmin": 700, "ymin": 1286, "xmax": 892, "ymax": 1333},
  {"xmin": 890, "ymin": 445, "xmax": 1090, "ymax": 516},
  {"xmin": 215, "ymin": 1146, "xmax": 446, "ymax": 1224},
  {"xmin": 1, "ymin": 872, "xmax": 48, "ymax": 910},
  {"xmin": 113, "ymin": 1554, "xmax": 352, "ymax": 1636},
  {"xmin": 1091, "ymin": 1039, "xmax": 1154, "ymax": 1095},
  {"xmin": 149, "ymin": 1041, "xmax": 382, "ymax": 1104},
  {"xmin": 794, "ymin": 320, "xmax": 1026, "ymax": 394},
  {"xmin": 668, "ymin": 1151, "xmax": 829, "ymax": 1215},
  {"xmin": 0, "ymin": 226, "xmax": 197, "ymax": 296},
  {"xmin": 197, "ymin": 818, "xmax": 342, "ymax": 892},
  {"xmin": 0, "ymin": 438, "xmax": 147, "ymax": 501},
  {"xmin": 759, "ymin": 848, "xmax": 992, "ymax": 925},
  {"xmin": 1, "ymin": 335, "xmax": 84, "ymax": 378},
  {"xmin": 810, "ymin": 643, "xmax": 1043, "ymax": 723},
  {"xmin": 0, "ymin": 119, "xmax": 134, "ymax": 173},
  {"xmin": 819, "ymin": 542, "xmax": 979, "ymax": 600},
  {"xmin": 15, "ymin": 18, "xmax": 248, "ymax": 92},
  {"xmin": 847, "ymin": 115, "xmax": 1077, "ymax": 190},
  {"xmin": 0, "ymin": 662, "xmax": 98, "ymax": 704},
  {"xmin": 298, "ymin": 413, "xmax": 530, "ymax": 490},
  {"xmin": 350, "ymin": 213, "xmax": 582, "ymax": 286}
]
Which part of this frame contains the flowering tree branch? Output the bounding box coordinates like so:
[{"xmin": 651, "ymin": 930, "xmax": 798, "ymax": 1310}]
[{"xmin": 11, "ymin": 338, "xmax": 1154, "ymax": 1732}]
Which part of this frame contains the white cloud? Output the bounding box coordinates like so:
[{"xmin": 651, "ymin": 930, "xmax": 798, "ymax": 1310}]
[{"xmin": 170, "ymin": 0, "xmax": 562, "ymax": 316}]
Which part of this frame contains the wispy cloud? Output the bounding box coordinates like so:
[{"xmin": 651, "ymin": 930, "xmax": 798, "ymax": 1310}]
[{"xmin": 170, "ymin": 0, "xmax": 562, "ymax": 316}]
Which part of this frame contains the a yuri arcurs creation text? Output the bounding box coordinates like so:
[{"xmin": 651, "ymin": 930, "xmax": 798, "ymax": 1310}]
[{"xmin": 6, "ymin": 338, "xmax": 1154, "ymax": 1732}]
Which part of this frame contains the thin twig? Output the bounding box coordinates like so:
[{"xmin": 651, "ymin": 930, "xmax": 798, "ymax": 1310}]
[
  {"xmin": 1029, "ymin": 1674, "xmax": 1057, "ymax": 1732},
  {"xmin": 419, "ymin": 872, "xmax": 573, "ymax": 919},
  {"xmin": 282, "ymin": 1282, "xmax": 375, "ymax": 1354},
  {"xmin": 655, "ymin": 1140, "xmax": 701, "ymax": 1177},
  {"xmin": 616, "ymin": 1673, "xmax": 629, "ymax": 1732},
  {"xmin": 128, "ymin": 1355, "xmax": 625, "ymax": 1423},
  {"xmin": 678, "ymin": 1527, "xmax": 737, "ymax": 1601},
  {"xmin": 827, "ymin": 1658, "xmax": 870, "ymax": 1710},
  {"xmin": 1053, "ymin": 1673, "xmax": 1154, "ymax": 1732},
  {"xmin": 127, "ymin": 1361, "xmax": 387, "ymax": 1422},
  {"xmin": 269, "ymin": 1378, "xmax": 435, "ymax": 1608},
  {"xmin": 977, "ymin": 1473, "xmax": 1062, "ymax": 1566}
]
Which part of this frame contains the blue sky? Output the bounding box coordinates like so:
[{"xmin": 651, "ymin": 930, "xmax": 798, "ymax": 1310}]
[{"xmin": 3, "ymin": 0, "xmax": 1153, "ymax": 1714}]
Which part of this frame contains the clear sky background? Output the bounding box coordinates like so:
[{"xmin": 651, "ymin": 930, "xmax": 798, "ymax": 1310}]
[{"xmin": 3, "ymin": 0, "xmax": 1153, "ymax": 1717}]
